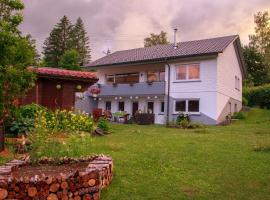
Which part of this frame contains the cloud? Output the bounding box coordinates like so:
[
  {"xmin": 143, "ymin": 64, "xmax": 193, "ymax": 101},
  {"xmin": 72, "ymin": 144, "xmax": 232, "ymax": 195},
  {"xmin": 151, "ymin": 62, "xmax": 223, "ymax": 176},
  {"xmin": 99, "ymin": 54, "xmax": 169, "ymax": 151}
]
[{"xmin": 20, "ymin": 0, "xmax": 270, "ymax": 61}]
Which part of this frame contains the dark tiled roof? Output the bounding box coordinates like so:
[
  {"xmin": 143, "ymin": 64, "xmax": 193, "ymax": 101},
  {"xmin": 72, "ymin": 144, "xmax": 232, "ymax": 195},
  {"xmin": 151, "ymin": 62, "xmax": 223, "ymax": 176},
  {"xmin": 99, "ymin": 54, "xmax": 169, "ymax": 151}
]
[
  {"xmin": 88, "ymin": 35, "xmax": 238, "ymax": 67},
  {"xmin": 29, "ymin": 67, "xmax": 98, "ymax": 81}
]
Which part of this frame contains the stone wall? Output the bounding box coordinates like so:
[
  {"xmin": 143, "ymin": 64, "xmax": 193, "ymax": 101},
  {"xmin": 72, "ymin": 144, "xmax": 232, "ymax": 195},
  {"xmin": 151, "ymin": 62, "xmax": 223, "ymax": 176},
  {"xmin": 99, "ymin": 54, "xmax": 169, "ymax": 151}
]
[{"xmin": 0, "ymin": 155, "xmax": 113, "ymax": 200}]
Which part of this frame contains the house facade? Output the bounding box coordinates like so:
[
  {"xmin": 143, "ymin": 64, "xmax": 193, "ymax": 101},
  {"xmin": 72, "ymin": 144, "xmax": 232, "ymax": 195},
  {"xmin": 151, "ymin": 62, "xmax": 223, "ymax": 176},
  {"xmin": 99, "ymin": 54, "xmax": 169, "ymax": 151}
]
[{"xmin": 86, "ymin": 35, "xmax": 246, "ymax": 125}]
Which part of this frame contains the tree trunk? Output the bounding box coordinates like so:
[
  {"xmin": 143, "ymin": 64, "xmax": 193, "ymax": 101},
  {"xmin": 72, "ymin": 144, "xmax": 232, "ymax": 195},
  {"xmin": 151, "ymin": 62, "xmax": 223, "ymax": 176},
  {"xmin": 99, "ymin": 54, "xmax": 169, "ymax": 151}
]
[{"xmin": 0, "ymin": 121, "xmax": 4, "ymax": 152}]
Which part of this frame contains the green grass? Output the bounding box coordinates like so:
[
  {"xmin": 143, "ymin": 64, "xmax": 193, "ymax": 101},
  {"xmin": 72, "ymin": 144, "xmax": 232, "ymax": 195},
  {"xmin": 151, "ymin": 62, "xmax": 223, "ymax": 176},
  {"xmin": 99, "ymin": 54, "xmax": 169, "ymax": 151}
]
[{"xmin": 5, "ymin": 108, "xmax": 270, "ymax": 199}]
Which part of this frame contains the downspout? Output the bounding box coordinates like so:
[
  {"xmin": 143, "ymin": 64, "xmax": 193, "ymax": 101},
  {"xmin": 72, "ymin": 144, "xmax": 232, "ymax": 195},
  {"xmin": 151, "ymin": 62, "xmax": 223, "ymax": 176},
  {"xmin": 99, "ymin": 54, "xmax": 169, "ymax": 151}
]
[{"xmin": 165, "ymin": 59, "xmax": 171, "ymax": 125}]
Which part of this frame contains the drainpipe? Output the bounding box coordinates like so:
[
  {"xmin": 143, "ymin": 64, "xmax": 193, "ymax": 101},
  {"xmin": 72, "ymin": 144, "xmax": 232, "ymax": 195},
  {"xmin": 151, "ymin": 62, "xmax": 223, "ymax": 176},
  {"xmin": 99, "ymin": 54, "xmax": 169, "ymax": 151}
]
[{"xmin": 165, "ymin": 59, "xmax": 171, "ymax": 125}]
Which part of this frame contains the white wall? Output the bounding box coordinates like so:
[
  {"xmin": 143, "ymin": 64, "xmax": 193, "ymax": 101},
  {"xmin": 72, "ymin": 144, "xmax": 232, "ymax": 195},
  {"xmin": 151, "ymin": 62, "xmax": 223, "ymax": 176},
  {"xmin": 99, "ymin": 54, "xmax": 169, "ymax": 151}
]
[
  {"xmin": 217, "ymin": 42, "xmax": 242, "ymax": 118},
  {"xmin": 166, "ymin": 58, "xmax": 218, "ymax": 120}
]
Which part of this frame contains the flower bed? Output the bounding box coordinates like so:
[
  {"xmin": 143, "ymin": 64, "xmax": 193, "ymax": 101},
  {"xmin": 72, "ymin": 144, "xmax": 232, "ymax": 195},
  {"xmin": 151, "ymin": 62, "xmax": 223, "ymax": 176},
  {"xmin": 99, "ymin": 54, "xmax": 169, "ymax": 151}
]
[{"xmin": 0, "ymin": 155, "xmax": 113, "ymax": 200}]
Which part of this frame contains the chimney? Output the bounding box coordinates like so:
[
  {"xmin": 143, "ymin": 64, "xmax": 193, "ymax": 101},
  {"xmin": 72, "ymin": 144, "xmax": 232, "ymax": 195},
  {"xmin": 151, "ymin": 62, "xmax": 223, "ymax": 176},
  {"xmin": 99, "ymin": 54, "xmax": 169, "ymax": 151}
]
[{"xmin": 173, "ymin": 28, "xmax": 178, "ymax": 49}]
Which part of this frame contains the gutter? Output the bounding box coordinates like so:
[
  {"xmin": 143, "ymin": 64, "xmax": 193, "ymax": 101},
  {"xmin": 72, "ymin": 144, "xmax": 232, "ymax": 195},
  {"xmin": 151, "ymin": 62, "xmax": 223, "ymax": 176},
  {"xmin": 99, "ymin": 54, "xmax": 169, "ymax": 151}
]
[{"xmin": 165, "ymin": 59, "xmax": 171, "ymax": 125}]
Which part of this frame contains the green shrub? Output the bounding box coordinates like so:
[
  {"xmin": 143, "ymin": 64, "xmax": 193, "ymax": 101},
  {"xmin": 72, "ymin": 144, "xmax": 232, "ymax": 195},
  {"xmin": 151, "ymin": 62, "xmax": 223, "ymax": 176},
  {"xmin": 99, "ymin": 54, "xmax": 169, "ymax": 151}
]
[
  {"xmin": 5, "ymin": 104, "xmax": 44, "ymax": 136},
  {"xmin": 243, "ymin": 84, "xmax": 270, "ymax": 109},
  {"xmin": 179, "ymin": 118, "xmax": 189, "ymax": 129},
  {"xmin": 232, "ymin": 111, "xmax": 246, "ymax": 119},
  {"xmin": 242, "ymin": 97, "xmax": 248, "ymax": 106},
  {"xmin": 176, "ymin": 113, "xmax": 190, "ymax": 125},
  {"xmin": 97, "ymin": 117, "xmax": 110, "ymax": 132}
]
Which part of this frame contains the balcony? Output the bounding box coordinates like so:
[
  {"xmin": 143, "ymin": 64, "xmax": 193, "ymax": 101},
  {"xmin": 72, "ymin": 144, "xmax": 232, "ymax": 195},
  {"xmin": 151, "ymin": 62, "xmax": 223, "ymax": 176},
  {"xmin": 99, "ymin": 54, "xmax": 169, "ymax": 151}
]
[{"xmin": 99, "ymin": 81, "xmax": 166, "ymax": 97}]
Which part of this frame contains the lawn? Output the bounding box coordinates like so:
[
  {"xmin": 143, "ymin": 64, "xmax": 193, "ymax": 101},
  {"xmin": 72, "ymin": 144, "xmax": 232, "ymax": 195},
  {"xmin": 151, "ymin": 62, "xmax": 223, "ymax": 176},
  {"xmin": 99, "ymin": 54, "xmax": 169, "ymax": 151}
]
[{"xmin": 2, "ymin": 108, "xmax": 270, "ymax": 199}]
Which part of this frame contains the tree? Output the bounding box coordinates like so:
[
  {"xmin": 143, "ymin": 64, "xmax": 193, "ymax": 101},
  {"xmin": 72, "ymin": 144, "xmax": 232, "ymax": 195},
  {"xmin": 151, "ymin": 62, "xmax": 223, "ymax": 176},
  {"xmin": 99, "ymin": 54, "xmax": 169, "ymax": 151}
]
[
  {"xmin": 59, "ymin": 49, "xmax": 81, "ymax": 71},
  {"xmin": 0, "ymin": 0, "xmax": 36, "ymax": 151},
  {"xmin": 43, "ymin": 16, "xmax": 73, "ymax": 67},
  {"xmin": 244, "ymin": 11, "xmax": 270, "ymax": 86},
  {"xmin": 243, "ymin": 46, "xmax": 269, "ymax": 86},
  {"xmin": 249, "ymin": 11, "xmax": 270, "ymax": 58},
  {"xmin": 144, "ymin": 31, "xmax": 170, "ymax": 47},
  {"xmin": 71, "ymin": 18, "xmax": 91, "ymax": 65}
]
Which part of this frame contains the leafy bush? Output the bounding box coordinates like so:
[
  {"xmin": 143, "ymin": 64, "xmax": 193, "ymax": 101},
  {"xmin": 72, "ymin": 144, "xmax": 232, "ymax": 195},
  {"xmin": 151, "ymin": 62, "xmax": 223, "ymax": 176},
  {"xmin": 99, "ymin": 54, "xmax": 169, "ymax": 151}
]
[
  {"xmin": 176, "ymin": 113, "xmax": 190, "ymax": 125},
  {"xmin": 232, "ymin": 111, "xmax": 246, "ymax": 119},
  {"xmin": 97, "ymin": 117, "xmax": 110, "ymax": 132},
  {"xmin": 242, "ymin": 97, "xmax": 248, "ymax": 106},
  {"xmin": 5, "ymin": 104, "xmax": 44, "ymax": 136},
  {"xmin": 243, "ymin": 84, "xmax": 270, "ymax": 109},
  {"xmin": 179, "ymin": 118, "xmax": 189, "ymax": 129}
]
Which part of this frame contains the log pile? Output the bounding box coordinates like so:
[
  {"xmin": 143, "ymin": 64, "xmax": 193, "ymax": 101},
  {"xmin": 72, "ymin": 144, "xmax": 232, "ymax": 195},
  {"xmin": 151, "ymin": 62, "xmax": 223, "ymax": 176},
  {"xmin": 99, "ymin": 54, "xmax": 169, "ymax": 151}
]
[{"xmin": 0, "ymin": 155, "xmax": 113, "ymax": 200}]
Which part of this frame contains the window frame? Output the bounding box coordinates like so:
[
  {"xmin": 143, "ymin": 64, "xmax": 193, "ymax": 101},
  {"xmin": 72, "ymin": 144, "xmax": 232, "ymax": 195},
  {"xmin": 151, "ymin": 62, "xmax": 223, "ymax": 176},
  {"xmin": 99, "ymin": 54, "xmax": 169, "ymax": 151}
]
[
  {"xmin": 175, "ymin": 63, "xmax": 200, "ymax": 82},
  {"xmin": 173, "ymin": 99, "xmax": 200, "ymax": 114}
]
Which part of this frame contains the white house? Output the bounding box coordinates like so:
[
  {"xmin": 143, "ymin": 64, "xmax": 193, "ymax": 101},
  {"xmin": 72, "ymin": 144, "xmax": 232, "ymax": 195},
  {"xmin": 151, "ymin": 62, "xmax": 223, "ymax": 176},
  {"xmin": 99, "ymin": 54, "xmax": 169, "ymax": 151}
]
[{"xmin": 85, "ymin": 35, "xmax": 246, "ymax": 125}]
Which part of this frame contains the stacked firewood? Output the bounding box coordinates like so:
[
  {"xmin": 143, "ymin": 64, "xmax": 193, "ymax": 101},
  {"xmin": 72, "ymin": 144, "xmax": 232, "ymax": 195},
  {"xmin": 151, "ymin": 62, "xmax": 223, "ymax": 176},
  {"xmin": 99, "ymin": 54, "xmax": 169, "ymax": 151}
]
[{"xmin": 0, "ymin": 155, "xmax": 113, "ymax": 200}]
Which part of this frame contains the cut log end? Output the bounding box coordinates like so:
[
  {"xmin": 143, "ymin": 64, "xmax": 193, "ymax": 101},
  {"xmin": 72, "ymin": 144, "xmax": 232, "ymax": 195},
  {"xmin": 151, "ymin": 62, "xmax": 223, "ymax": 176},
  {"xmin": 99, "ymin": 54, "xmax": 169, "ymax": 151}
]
[
  {"xmin": 47, "ymin": 193, "xmax": 59, "ymax": 200},
  {"xmin": 27, "ymin": 187, "xmax": 37, "ymax": 197},
  {"xmin": 0, "ymin": 188, "xmax": 8, "ymax": 199}
]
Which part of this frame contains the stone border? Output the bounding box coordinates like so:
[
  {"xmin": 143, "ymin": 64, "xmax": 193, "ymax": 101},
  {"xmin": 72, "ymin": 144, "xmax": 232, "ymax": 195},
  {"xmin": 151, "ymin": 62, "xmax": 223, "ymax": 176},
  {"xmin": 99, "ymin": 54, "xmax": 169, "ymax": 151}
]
[{"xmin": 0, "ymin": 155, "xmax": 113, "ymax": 200}]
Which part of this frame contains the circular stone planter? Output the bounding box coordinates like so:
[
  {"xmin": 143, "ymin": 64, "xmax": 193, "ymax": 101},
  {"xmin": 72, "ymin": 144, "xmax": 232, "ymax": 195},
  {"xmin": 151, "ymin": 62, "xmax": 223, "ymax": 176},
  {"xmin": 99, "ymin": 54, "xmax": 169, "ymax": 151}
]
[{"xmin": 0, "ymin": 155, "xmax": 113, "ymax": 200}]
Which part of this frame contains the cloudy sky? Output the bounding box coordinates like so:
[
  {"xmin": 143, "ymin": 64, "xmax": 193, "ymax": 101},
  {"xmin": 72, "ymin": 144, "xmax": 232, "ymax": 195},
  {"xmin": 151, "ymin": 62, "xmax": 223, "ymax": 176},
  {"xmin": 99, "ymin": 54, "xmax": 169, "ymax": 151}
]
[{"xmin": 20, "ymin": 0, "xmax": 270, "ymax": 61}]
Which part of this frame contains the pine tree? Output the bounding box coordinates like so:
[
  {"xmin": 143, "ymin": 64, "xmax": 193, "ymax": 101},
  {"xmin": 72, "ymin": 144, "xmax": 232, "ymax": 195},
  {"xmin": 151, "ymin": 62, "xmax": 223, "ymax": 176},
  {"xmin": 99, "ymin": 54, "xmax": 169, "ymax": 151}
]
[
  {"xmin": 43, "ymin": 16, "xmax": 73, "ymax": 67},
  {"xmin": 71, "ymin": 18, "xmax": 91, "ymax": 65}
]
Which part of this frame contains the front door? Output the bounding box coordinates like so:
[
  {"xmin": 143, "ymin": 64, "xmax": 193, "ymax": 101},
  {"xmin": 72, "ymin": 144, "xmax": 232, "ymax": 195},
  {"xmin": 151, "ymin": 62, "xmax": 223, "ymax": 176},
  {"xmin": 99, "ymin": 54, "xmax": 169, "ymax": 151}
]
[{"xmin": 132, "ymin": 102, "xmax": 139, "ymax": 116}]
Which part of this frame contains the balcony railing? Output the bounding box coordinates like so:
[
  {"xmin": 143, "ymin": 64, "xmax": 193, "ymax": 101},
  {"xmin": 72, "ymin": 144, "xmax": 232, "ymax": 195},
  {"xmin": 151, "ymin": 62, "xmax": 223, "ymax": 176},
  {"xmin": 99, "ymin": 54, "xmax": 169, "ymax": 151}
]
[{"xmin": 99, "ymin": 81, "xmax": 165, "ymax": 97}]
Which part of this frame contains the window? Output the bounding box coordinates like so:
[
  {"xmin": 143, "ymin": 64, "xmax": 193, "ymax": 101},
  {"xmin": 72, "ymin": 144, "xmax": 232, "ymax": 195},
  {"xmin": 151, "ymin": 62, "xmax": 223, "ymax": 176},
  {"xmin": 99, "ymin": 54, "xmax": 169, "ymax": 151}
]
[
  {"xmin": 176, "ymin": 66, "xmax": 186, "ymax": 80},
  {"xmin": 176, "ymin": 64, "xmax": 200, "ymax": 81},
  {"xmin": 188, "ymin": 64, "xmax": 200, "ymax": 79},
  {"xmin": 188, "ymin": 100, "xmax": 199, "ymax": 112},
  {"xmin": 147, "ymin": 102, "xmax": 154, "ymax": 113},
  {"xmin": 105, "ymin": 101, "xmax": 111, "ymax": 111},
  {"xmin": 235, "ymin": 76, "xmax": 240, "ymax": 90},
  {"xmin": 106, "ymin": 73, "xmax": 139, "ymax": 84},
  {"xmin": 175, "ymin": 99, "xmax": 200, "ymax": 113},
  {"xmin": 118, "ymin": 102, "xmax": 125, "ymax": 111},
  {"xmin": 159, "ymin": 71, "xmax": 165, "ymax": 81},
  {"xmin": 147, "ymin": 71, "xmax": 165, "ymax": 82},
  {"xmin": 160, "ymin": 101, "xmax": 165, "ymax": 113},
  {"xmin": 106, "ymin": 75, "xmax": 115, "ymax": 84},
  {"xmin": 175, "ymin": 100, "xmax": 186, "ymax": 112}
]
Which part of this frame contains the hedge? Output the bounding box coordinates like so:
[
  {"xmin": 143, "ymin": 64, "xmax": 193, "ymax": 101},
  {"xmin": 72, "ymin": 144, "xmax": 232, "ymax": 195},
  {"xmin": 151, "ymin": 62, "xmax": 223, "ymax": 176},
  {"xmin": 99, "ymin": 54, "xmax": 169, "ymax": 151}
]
[{"xmin": 243, "ymin": 84, "xmax": 270, "ymax": 109}]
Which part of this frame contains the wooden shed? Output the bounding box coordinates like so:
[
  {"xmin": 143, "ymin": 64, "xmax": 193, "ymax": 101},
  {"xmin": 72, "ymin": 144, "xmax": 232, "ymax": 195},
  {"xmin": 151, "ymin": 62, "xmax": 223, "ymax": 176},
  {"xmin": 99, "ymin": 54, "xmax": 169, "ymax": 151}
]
[{"xmin": 21, "ymin": 67, "xmax": 98, "ymax": 110}]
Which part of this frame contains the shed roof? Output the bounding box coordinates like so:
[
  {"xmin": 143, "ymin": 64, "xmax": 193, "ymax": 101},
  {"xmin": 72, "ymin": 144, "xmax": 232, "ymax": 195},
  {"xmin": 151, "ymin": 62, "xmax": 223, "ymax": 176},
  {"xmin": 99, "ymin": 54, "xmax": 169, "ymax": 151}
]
[{"xmin": 29, "ymin": 67, "xmax": 98, "ymax": 82}]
